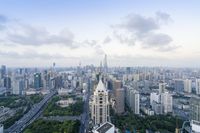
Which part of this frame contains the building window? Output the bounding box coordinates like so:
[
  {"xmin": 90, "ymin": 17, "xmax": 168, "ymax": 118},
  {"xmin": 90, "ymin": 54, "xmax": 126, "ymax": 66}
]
[
  {"xmin": 100, "ymin": 117, "xmax": 102, "ymax": 123},
  {"xmin": 100, "ymin": 108, "xmax": 103, "ymax": 115}
]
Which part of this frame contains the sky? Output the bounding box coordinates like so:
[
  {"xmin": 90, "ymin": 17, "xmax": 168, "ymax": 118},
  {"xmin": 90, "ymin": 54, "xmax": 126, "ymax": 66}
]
[{"xmin": 0, "ymin": 0, "xmax": 200, "ymax": 67}]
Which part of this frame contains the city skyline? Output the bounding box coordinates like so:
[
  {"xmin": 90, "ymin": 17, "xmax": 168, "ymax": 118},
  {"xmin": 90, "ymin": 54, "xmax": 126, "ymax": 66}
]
[{"xmin": 1, "ymin": 0, "xmax": 200, "ymax": 67}]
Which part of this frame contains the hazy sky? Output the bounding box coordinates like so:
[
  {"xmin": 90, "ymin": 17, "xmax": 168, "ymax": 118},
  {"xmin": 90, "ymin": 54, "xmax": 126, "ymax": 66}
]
[{"xmin": 0, "ymin": 0, "xmax": 200, "ymax": 67}]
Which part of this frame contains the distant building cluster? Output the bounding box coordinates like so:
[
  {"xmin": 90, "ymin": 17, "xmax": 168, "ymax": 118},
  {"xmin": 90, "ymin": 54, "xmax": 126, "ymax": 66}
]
[{"xmin": 1, "ymin": 57, "xmax": 200, "ymax": 132}]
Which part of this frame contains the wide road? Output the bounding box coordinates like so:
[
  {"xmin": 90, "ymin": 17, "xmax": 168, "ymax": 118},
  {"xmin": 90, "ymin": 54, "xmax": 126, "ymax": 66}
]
[
  {"xmin": 5, "ymin": 90, "xmax": 57, "ymax": 133},
  {"xmin": 79, "ymin": 79, "xmax": 91, "ymax": 133}
]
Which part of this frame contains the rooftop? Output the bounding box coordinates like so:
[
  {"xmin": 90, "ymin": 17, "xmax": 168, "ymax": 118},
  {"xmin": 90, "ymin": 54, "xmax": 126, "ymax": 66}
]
[{"xmin": 96, "ymin": 122, "xmax": 114, "ymax": 133}]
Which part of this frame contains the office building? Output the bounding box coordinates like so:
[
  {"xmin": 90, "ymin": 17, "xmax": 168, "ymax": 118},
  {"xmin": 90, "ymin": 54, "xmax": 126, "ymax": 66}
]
[
  {"xmin": 115, "ymin": 88, "xmax": 125, "ymax": 114},
  {"xmin": 91, "ymin": 79, "xmax": 110, "ymax": 125},
  {"xmin": 125, "ymin": 86, "xmax": 140, "ymax": 114},
  {"xmin": 34, "ymin": 73, "xmax": 42, "ymax": 90},
  {"xmin": 184, "ymin": 79, "xmax": 192, "ymax": 93},
  {"xmin": 195, "ymin": 79, "xmax": 200, "ymax": 95},
  {"xmin": 150, "ymin": 92, "xmax": 160, "ymax": 106},
  {"xmin": 174, "ymin": 79, "xmax": 184, "ymax": 93},
  {"xmin": 112, "ymin": 80, "xmax": 121, "ymax": 97},
  {"xmin": 161, "ymin": 92, "xmax": 173, "ymax": 113},
  {"xmin": 103, "ymin": 54, "xmax": 108, "ymax": 73},
  {"xmin": 190, "ymin": 96, "xmax": 200, "ymax": 121},
  {"xmin": 12, "ymin": 78, "xmax": 24, "ymax": 95},
  {"xmin": 0, "ymin": 65, "xmax": 6, "ymax": 79},
  {"xmin": 159, "ymin": 82, "xmax": 166, "ymax": 94},
  {"xmin": 3, "ymin": 76, "xmax": 11, "ymax": 89},
  {"xmin": 152, "ymin": 101, "xmax": 163, "ymax": 115}
]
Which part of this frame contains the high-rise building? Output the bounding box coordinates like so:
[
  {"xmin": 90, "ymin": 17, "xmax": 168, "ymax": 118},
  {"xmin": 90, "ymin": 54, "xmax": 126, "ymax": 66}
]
[
  {"xmin": 103, "ymin": 54, "xmax": 108, "ymax": 73},
  {"xmin": 0, "ymin": 65, "xmax": 6, "ymax": 79},
  {"xmin": 159, "ymin": 82, "xmax": 166, "ymax": 94},
  {"xmin": 115, "ymin": 88, "xmax": 125, "ymax": 114},
  {"xmin": 130, "ymin": 90, "xmax": 140, "ymax": 114},
  {"xmin": 12, "ymin": 77, "xmax": 24, "ymax": 95},
  {"xmin": 3, "ymin": 76, "xmax": 11, "ymax": 89},
  {"xmin": 125, "ymin": 86, "xmax": 140, "ymax": 114},
  {"xmin": 174, "ymin": 79, "xmax": 184, "ymax": 93},
  {"xmin": 161, "ymin": 92, "xmax": 173, "ymax": 114},
  {"xmin": 90, "ymin": 80, "xmax": 110, "ymax": 125},
  {"xmin": 150, "ymin": 92, "xmax": 160, "ymax": 106},
  {"xmin": 195, "ymin": 79, "xmax": 200, "ymax": 95},
  {"xmin": 190, "ymin": 96, "xmax": 200, "ymax": 121},
  {"xmin": 34, "ymin": 73, "xmax": 42, "ymax": 90},
  {"xmin": 184, "ymin": 79, "xmax": 192, "ymax": 93},
  {"xmin": 133, "ymin": 74, "xmax": 140, "ymax": 81},
  {"xmin": 152, "ymin": 101, "xmax": 163, "ymax": 115},
  {"xmin": 112, "ymin": 80, "xmax": 121, "ymax": 97}
]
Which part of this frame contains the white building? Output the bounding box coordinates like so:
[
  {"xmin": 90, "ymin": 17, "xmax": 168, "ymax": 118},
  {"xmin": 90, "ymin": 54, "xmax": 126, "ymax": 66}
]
[
  {"xmin": 161, "ymin": 92, "xmax": 173, "ymax": 114},
  {"xmin": 94, "ymin": 122, "xmax": 115, "ymax": 133},
  {"xmin": 191, "ymin": 120, "xmax": 200, "ymax": 133},
  {"xmin": 125, "ymin": 86, "xmax": 140, "ymax": 114},
  {"xmin": 184, "ymin": 79, "xmax": 192, "ymax": 93},
  {"xmin": 58, "ymin": 88, "xmax": 73, "ymax": 95},
  {"xmin": 195, "ymin": 79, "xmax": 200, "ymax": 95},
  {"xmin": 0, "ymin": 124, "xmax": 3, "ymax": 133},
  {"xmin": 150, "ymin": 92, "xmax": 160, "ymax": 106},
  {"xmin": 91, "ymin": 80, "xmax": 110, "ymax": 125}
]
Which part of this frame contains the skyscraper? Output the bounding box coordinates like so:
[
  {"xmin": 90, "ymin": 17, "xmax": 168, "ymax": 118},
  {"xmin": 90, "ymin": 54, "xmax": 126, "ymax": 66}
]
[
  {"xmin": 34, "ymin": 73, "xmax": 42, "ymax": 90},
  {"xmin": 125, "ymin": 86, "xmax": 140, "ymax": 114},
  {"xmin": 12, "ymin": 77, "xmax": 24, "ymax": 95},
  {"xmin": 115, "ymin": 88, "xmax": 125, "ymax": 114},
  {"xmin": 190, "ymin": 96, "xmax": 200, "ymax": 121},
  {"xmin": 0, "ymin": 65, "xmax": 6, "ymax": 79},
  {"xmin": 112, "ymin": 80, "xmax": 121, "ymax": 97},
  {"xmin": 161, "ymin": 92, "xmax": 173, "ymax": 114},
  {"xmin": 3, "ymin": 76, "xmax": 11, "ymax": 89},
  {"xmin": 91, "ymin": 79, "xmax": 110, "ymax": 125},
  {"xmin": 103, "ymin": 54, "xmax": 108, "ymax": 73},
  {"xmin": 150, "ymin": 92, "xmax": 160, "ymax": 106}
]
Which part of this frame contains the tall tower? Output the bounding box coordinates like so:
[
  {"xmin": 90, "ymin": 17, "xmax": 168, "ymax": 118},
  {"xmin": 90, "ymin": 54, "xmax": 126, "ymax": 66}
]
[
  {"xmin": 103, "ymin": 54, "xmax": 108, "ymax": 73},
  {"xmin": 195, "ymin": 79, "xmax": 200, "ymax": 95},
  {"xmin": 91, "ymin": 79, "xmax": 110, "ymax": 125}
]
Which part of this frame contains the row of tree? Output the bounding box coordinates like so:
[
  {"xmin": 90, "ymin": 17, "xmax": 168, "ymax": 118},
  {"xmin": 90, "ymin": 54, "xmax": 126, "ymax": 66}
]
[{"xmin": 24, "ymin": 119, "xmax": 80, "ymax": 133}]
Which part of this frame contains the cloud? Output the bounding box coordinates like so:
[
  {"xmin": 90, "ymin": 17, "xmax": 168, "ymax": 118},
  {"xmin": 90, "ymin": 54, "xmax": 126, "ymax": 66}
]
[
  {"xmin": 113, "ymin": 31, "xmax": 135, "ymax": 45},
  {"xmin": 103, "ymin": 36, "xmax": 112, "ymax": 44},
  {"xmin": 141, "ymin": 33, "xmax": 172, "ymax": 47},
  {"xmin": 113, "ymin": 12, "xmax": 178, "ymax": 51},
  {"xmin": 82, "ymin": 40, "xmax": 97, "ymax": 46},
  {"xmin": 119, "ymin": 14, "xmax": 159, "ymax": 34},
  {"xmin": 94, "ymin": 45, "xmax": 105, "ymax": 55},
  {"xmin": 0, "ymin": 14, "xmax": 8, "ymax": 30},
  {"xmin": 156, "ymin": 11, "xmax": 172, "ymax": 24},
  {"xmin": 6, "ymin": 23, "xmax": 79, "ymax": 48}
]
